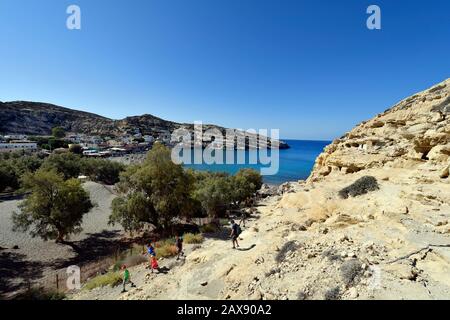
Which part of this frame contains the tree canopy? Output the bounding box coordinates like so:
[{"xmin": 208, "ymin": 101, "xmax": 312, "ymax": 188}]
[
  {"xmin": 110, "ymin": 143, "xmax": 194, "ymax": 232},
  {"xmin": 12, "ymin": 169, "xmax": 93, "ymax": 242},
  {"xmin": 111, "ymin": 144, "xmax": 263, "ymax": 232},
  {"xmin": 52, "ymin": 127, "xmax": 66, "ymax": 139}
]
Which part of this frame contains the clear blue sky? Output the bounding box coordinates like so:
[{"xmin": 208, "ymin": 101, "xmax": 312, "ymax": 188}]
[{"xmin": 0, "ymin": 0, "xmax": 449, "ymax": 140}]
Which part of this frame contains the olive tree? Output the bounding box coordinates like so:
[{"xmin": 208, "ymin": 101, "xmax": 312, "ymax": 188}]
[
  {"xmin": 109, "ymin": 143, "xmax": 194, "ymax": 232},
  {"xmin": 12, "ymin": 169, "xmax": 93, "ymax": 242}
]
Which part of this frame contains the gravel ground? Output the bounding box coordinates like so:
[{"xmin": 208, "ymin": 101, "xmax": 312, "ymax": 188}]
[{"xmin": 0, "ymin": 182, "xmax": 123, "ymax": 296}]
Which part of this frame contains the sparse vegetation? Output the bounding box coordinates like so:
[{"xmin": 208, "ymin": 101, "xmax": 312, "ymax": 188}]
[
  {"xmin": 83, "ymin": 272, "xmax": 122, "ymax": 290},
  {"xmin": 338, "ymin": 176, "xmax": 379, "ymax": 199},
  {"xmin": 324, "ymin": 286, "xmax": 341, "ymax": 300},
  {"xmin": 183, "ymin": 233, "xmax": 204, "ymax": 244},
  {"xmin": 340, "ymin": 259, "xmax": 363, "ymax": 286},
  {"xmin": 155, "ymin": 238, "xmax": 178, "ymax": 259},
  {"xmin": 322, "ymin": 248, "xmax": 341, "ymax": 262},
  {"xmin": 275, "ymin": 240, "xmax": 299, "ymax": 263}
]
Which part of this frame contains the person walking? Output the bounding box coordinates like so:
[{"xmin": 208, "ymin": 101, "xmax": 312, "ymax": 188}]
[
  {"xmin": 121, "ymin": 265, "xmax": 136, "ymax": 293},
  {"xmin": 176, "ymin": 235, "xmax": 184, "ymax": 260},
  {"xmin": 145, "ymin": 242, "xmax": 156, "ymax": 269},
  {"xmin": 151, "ymin": 256, "xmax": 159, "ymax": 274},
  {"xmin": 230, "ymin": 220, "xmax": 241, "ymax": 249}
]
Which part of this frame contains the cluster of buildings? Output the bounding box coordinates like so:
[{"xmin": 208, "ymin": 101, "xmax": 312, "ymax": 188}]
[
  {"xmin": 67, "ymin": 129, "xmax": 173, "ymax": 157},
  {"xmin": 0, "ymin": 134, "xmax": 38, "ymax": 153},
  {"xmin": 0, "ymin": 129, "xmax": 174, "ymax": 156}
]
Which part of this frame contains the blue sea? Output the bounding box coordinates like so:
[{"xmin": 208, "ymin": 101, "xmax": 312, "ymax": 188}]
[{"xmin": 183, "ymin": 140, "xmax": 331, "ymax": 185}]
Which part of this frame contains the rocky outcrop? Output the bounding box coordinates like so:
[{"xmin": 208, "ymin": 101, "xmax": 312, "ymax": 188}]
[{"xmin": 309, "ymin": 79, "xmax": 450, "ymax": 181}]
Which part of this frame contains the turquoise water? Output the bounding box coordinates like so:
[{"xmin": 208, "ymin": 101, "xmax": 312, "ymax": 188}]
[{"xmin": 183, "ymin": 140, "xmax": 331, "ymax": 185}]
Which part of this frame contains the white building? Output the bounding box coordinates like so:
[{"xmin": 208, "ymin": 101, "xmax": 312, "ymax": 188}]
[
  {"xmin": 4, "ymin": 134, "xmax": 27, "ymax": 140},
  {"xmin": 0, "ymin": 142, "xmax": 38, "ymax": 153}
]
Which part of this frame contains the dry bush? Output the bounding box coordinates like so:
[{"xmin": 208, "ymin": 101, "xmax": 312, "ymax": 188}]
[
  {"xmin": 155, "ymin": 239, "xmax": 178, "ymax": 259},
  {"xmin": 340, "ymin": 259, "xmax": 363, "ymax": 285},
  {"xmin": 324, "ymin": 286, "xmax": 341, "ymax": 300},
  {"xmin": 275, "ymin": 241, "xmax": 299, "ymax": 263},
  {"xmin": 184, "ymin": 233, "xmax": 204, "ymax": 244},
  {"xmin": 338, "ymin": 176, "xmax": 379, "ymax": 199}
]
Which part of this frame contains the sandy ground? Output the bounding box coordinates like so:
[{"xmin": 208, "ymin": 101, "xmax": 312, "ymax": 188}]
[
  {"xmin": 0, "ymin": 182, "xmax": 123, "ymax": 296},
  {"xmin": 71, "ymin": 167, "xmax": 450, "ymax": 300}
]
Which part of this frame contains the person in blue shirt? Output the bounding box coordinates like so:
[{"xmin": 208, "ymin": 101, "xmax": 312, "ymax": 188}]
[{"xmin": 145, "ymin": 242, "xmax": 156, "ymax": 269}]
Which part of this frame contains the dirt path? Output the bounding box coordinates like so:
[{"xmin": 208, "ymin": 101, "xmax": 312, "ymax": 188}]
[{"xmin": 71, "ymin": 197, "xmax": 279, "ymax": 300}]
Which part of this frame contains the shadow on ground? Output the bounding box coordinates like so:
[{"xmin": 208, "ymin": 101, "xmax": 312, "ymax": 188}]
[
  {"xmin": 0, "ymin": 251, "xmax": 44, "ymax": 297},
  {"xmin": 236, "ymin": 244, "xmax": 256, "ymax": 251},
  {"xmin": 53, "ymin": 230, "xmax": 130, "ymax": 269}
]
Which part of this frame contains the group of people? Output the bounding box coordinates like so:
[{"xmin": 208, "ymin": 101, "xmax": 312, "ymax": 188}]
[
  {"xmin": 120, "ymin": 235, "xmax": 185, "ymax": 293},
  {"xmin": 121, "ymin": 219, "xmax": 244, "ymax": 293}
]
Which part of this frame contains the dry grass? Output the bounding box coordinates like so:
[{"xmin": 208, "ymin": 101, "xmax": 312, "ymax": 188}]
[
  {"xmin": 183, "ymin": 233, "xmax": 204, "ymax": 244},
  {"xmin": 155, "ymin": 239, "xmax": 178, "ymax": 259},
  {"xmin": 83, "ymin": 272, "xmax": 122, "ymax": 291}
]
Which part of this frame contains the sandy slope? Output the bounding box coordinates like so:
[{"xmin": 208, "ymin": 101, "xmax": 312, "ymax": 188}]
[{"xmin": 72, "ymin": 79, "xmax": 450, "ymax": 300}]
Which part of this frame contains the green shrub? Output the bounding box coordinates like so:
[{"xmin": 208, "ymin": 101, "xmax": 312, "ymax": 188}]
[
  {"xmin": 199, "ymin": 223, "xmax": 218, "ymax": 233},
  {"xmin": 83, "ymin": 272, "xmax": 122, "ymax": 290},
  {"xmin": 81, "ymin": 158, "xmax": 125, "ymax": 185},
  {"xmin": 338, "ymin": 176, "xmax": 379, "ymax": 199},
  {"xmin": 183, "ymin": 233, "xmax": 204, "ymax": 244}
]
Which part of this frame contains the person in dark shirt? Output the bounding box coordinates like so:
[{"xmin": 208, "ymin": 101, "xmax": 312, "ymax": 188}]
[
  {"xmin": 230, "ymin": 220, "xmax": 240, "ymax": 249},
  {"xmin": 176, "ymin": 235, "xmax": 184, "ymax": 260}
]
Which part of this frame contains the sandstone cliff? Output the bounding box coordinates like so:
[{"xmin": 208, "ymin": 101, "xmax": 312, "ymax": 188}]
[
  {"xmin": 309, "ymin": 79, "xmax": 450, "ymax": 181},
  {"xmin": 72, "ymin": 79, "xmax": 450, "ymax": 300}
]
